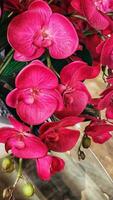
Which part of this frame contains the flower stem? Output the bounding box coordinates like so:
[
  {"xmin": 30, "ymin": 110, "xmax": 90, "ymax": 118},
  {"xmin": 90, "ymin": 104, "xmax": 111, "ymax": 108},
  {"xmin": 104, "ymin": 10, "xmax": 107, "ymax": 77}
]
[
  {"xmin": 0, "ymin": 49, "xmax": 13, "ymax": 75},
  {"xmin": 46, "ymin": 52, "xmax": 60, "ymax": 78},
  {"xmin": 71, "ymin": 14, "xmax": 87, "ymax": 21},
  {"xmin": 48, "ymin": 0, "xmax": 54, "ymax": 4},
  {"xmin": 13, "ymin": 158, "xmax": 23, "ymax": 188}
]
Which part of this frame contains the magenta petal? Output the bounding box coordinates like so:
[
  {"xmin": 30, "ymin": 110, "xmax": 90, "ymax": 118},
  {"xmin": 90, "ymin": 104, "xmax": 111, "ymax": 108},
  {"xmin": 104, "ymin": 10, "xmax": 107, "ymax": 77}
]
[
  {"xmin": 16, "ymin": 90, "xmax": 59, "ymax": 125},
  {"xmin": 71, "ymin": 0, "xmax": 82, "ymax": 13},
  {"xmin": 14, "ymin": 48, "xmax": 44, "ymax": 61},
  {"xmin": 56, "ymin": 90, "xmax": 89, "ymax": 118},
  {"xmin": 6, "ymin": 88, "xmax": 19, "ymax": 108},
  {"xmin": 8, "ymin": 115, "xmax": 30, "ymax": 132},
  {"xmin": 16, "ymin": 63, "xmax": 58, "ymax": 89},
  {"xmin": 82, "ymin": 0, "xmax": 109, "ymax": 30},
  {"xmin": 65, "ymin": 90, "xmax": 89, "ymax": 115},
  {"xmin": 12, "ymin": 136, "xmax": 47, "ymax": 158},
  {"xmin": 93, "ymin": 132, "xmax": 112, "ymax": 144},
  {"xmin": 60, "ymin": 61, "xmax": 100, "ymax": 84},
  {"xmin": 106, "ymin": 106, "xmax": 113, "ymax": 119},
  {"xmin": 60, "ymin": 61, "xmax": 87, "ymax": 84},
  {"xmin": 42, "ymin": 128, "xmax": 80, "ymax": 152},
  {"xmin": 48, "ymin": 13, "xmax": 79, "ymax": 59},
  {"xmin": 36, "ymin": 155, "xmax": 65, "ymax": 181},
  {"xmin": 0, "ymin": 128, "xmax": 16, "ymax": 143},
  {"xmin": 29, "ymin": 0, "xmax": 52, "ymax": 23},
  {"xmin": 86, "ymin": 122, "xmax": 113, "ymax": 133},
  {"xmin": 36, "ymin": 156, "xmax": 52, "ymax": 181},
  {"xmin": 52, "ymin": 90, "xmax": 64, "ymax": 111},
  {"xmin": 39, "ymin": 116, "xmax": 84, "ymax": 135},
  {"xmin": 5, "ymin": 136, "xmax": 25, "ymax": 152},
  {"xmin": 100, "ymin": 35, "xmax": 113, "ymax": 69},
  {"xmin": 98, "ymin": 91, "xmax": 113, "ymax": 110},
  {"xmin": 7, "ymin": 10, "xmax": 43, "ymax": 57},
  {"xmin": 58, "ymin": 116, "xmax": 84, "ymax": 127},
  {"xmin": 50, "ymin": 156, "xmax": 65, "ymax": 175}
]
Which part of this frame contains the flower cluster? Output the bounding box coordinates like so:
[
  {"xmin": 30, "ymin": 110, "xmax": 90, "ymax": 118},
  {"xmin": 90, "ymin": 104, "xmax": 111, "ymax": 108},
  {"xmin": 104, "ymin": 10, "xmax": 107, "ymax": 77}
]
[{"xmin": 0, "ymin": 0, "xmax": 113, "ymax": 188}]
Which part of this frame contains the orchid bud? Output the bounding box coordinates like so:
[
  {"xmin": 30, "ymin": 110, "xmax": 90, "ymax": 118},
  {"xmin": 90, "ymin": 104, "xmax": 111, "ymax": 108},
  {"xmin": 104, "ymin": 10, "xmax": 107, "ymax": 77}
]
[
  {"xmin": 82, "ymin": 135, "xmax": 91, "ymax": 148},
  {"xmin": 22, "ymin": 183, "xmax": 34, "ymax": 197},
  {"xmin": 2, "ymin": 157, "xmax": 15, "ymax": 173}
]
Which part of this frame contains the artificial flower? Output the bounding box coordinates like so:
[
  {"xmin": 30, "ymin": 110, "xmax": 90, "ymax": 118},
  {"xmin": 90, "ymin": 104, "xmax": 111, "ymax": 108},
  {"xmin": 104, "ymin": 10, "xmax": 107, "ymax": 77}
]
[
  {"xmin": 7, "ymin": 0, "xmax": 78, "ymax": 61},
  {"xmin": 6, "ymin": 60, "xmax": 63, "ymax": 125},
  {"xmin": 98, "ymin": 86, "xmax": 113, "ymax": 119},
  {"xmin": 39, "ymin": 116, "xmax": 84, "ymax": 152},
  {"xmin": 36, "ymin": 155, "xmax": 65, "ymax": 181},
  {"xmin": 85, "ymin": 119, "xmax": 113, "ymax": 143},
  {"xmin": 0, "ymin": 115, "xmax": 47, "ymax": 158},
  {"xmin": 71, "ymin": 0, "xmax": 109, "ymax": 30},
  {"xmin": 56, "ymin": 61, "xmax": 100, "ymax": 118}
]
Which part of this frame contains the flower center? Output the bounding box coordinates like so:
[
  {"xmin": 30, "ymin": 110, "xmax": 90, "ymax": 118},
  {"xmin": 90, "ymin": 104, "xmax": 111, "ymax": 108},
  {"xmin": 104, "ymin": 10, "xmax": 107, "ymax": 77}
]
[
  {"xmin": 33, "ymin": 28, "xmax": 53, "ymax": 48},
  {"xmin": 21, "ymin": 88, "xmax": 40, "ymax": 105},
  {"xmin": 62, "ymin": 85, "xmax": 75, "ymax": 107}
]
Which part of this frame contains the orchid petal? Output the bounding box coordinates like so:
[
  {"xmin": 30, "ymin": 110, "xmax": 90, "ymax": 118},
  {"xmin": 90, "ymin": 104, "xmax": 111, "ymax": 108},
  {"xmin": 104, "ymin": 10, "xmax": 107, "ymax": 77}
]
[
  {"xmin": 16, "ymin": 89, "xmax": 59, "ymax": 125},
  {"xmin": 7, "ymin": 11, "xmax": 43, "ymax": 57},
  {"xmin": 8, "ymin": 115, "xmax": 30, "ymax": 132},
  {"xmin": 6, "ymin": 88, "xmax": 19, "ymax": 108},
  {"xmin": 16, "ymin": 63, "xmax": 58, "ymax": 89},
  {"xmin": 29, "ymin": 0, "xmax": 52, "ymax": 23},
  {"xmin": 48, "ymin": 13, "xmax": 79, "ymax": 59},
  {"xmin": 12, "ymin": 136, "xmax": 47, "ymax": 158},
  {"xmin": 0, "ymin": 128, "xmax": 16, "ymax": 143}
]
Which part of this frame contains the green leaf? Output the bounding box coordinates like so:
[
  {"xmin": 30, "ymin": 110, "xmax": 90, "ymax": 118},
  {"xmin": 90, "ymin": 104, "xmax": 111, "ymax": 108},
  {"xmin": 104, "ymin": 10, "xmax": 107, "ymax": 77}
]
[
  {"xmin": 0, "ymin": 12, "xmax": 11, "ymax": 51},
  {"xmin": 0, "ymin": 58, "xmax": 26, "ymax": 87}
]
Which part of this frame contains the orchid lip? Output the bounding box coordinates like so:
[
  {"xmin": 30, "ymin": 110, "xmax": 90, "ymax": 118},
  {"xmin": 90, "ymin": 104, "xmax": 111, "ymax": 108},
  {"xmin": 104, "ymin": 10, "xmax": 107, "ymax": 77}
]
[{"xmin": 33, "ymin": 28, "xmax": 53, "ymax": 48}]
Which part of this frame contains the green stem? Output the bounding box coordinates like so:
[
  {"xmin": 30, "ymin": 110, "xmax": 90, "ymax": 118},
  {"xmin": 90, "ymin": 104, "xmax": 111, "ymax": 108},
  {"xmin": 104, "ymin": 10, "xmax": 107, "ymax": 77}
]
[
  {"xmin": 13, "ymin": 158, "xmax": 23, "ymax": 188},
  {"xmin": 71, "ymin": 14, "xmax": 87, "ymax": 21},
  {"xmin": 48, "ymin": 0, "xmax": 54, "ymax": 4},
  {"xmin": 46, "ymin": 53, "xmax": 52, "ymax": 68},
  {"xmin": 46, "ymin": 53, "xmax": 60, "ymax": 78},
  {"xmin": 0, "ymin": 49, "xmax": 13, "ymax": 75}
]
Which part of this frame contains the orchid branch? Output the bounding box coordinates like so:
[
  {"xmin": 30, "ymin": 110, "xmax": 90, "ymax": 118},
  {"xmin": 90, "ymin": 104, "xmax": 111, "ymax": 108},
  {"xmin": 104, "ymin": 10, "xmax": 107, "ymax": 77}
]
[
  {"xmin": 13, "ymin": 158, "xmax": 23, "ymax": 188},
  {"xmin": 46, "ymin": 52, "xmax": 60, "ymax": 78},
  {"xmin": 70, "ymin": 14, "xmax": 87, "ymax": 21}
]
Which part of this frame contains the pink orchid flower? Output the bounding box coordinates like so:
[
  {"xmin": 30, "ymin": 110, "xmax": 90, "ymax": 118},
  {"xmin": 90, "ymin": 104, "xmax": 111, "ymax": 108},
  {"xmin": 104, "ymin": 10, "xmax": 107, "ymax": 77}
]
[
  {"xmin": 93, "ymin": 0, "xmax": 113, "ymax": 13},
  {"xmin": 85, "ymin": 119, "xmax": 112, "ymax": 143},
  {"xmin": 0, "ymin": 115, "xmax": 47, "ymax": 158},
  {"xmin": 98, "ymin": 86, "xmax": 113, "ymax": 119},
  {"xmin": 39, "ymin": 116, "xmax": 84, "ymax": 152},
  {"xmin": 7, "ymin": 0, "xmax": 79, "ymax": 61},
  {"xmin": 71, "ymin": 0, "xmax": 109, "ymax": 30},
  {"xmin": 6, "ymin": 60, "xmax": 63, "ymax": 125},
  {"xmin": 55, "ymin": 61, "xmax": 100, "ymax": 118},
  {"xmin": 99, "ymin": 34, "xmax": 113, "ymax": 69},
  {"xmin": 36, "ymin": 155, "xmax": 65, "ymax": 181}
]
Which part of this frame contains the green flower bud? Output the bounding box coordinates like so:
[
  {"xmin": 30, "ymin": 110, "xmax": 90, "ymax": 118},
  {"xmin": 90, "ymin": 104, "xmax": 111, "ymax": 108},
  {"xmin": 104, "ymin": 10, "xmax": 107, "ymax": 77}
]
[
  {"xmin": 82, "ymin": 135, "xmax": 91, "ymax": 149},
  {"xmin": 2, "ymin": 158, "xmax": 14, "ymax": 172},
  {"xmin": 22, "ymin": 183, "xmax": 34, "ymax": 197}
]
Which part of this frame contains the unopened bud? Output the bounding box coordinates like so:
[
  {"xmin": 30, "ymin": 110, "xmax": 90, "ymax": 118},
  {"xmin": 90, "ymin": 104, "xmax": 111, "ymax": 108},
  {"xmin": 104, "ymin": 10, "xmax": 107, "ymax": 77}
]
[
  {"xmin": 2, "ymin": 157, "xmax": 15, "ymax": 172},
  {"xmin": 22, "ymin": 183, "xmax": 34, "ymax": 197},
  {"xmin": 82, "ymin": 135, "xmax": 91, "ymax": 149}
]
